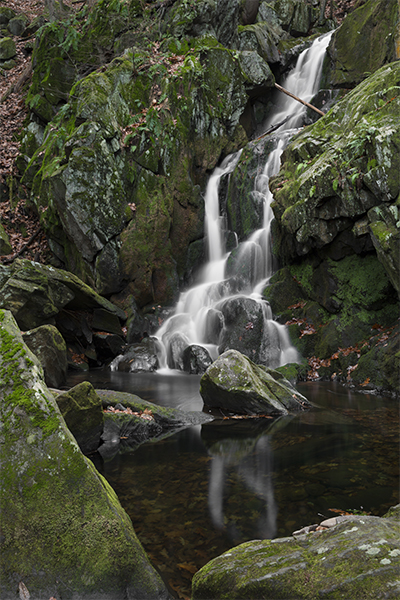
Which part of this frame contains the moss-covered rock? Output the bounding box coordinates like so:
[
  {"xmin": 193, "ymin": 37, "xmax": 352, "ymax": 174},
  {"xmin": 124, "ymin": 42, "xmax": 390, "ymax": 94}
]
[
  {"xmin": 0, "ymin": 223, "xmax": 12, "ymax": 256},
  {"xmin": 8, "ymin": 13, "xmax": 30, "ymax": 36},
  {"xmin": 0, "ymin": 37, "xmax": 16, "ymax": 61},
  {"xmin": 270, "ymin": 61, "xmax": 400, "ymax": 280},
  {"xmin": 200, "ymin": 348, "xmax": 312, "ymax": 415},
  {"xmin": 0, "ymin": 259, "xmax": 125, "ymax": 330},
  {"xmin": 55, "ymin": 381, "xmax": 104, "ymax": 454},
  {"xmin": 327, "ymin": 0, "xmax": 400, "ymax": 88},
  {"xmin": 22, "ymin": 324, "xmax": 68, "ymax": 388},
  {"xmin": 192, "ymin": 505, "xmax": 400, "ymax": 599},
  {"xmin": 0, "ymin": 309, "xmax": 168, "ymax": 600}
]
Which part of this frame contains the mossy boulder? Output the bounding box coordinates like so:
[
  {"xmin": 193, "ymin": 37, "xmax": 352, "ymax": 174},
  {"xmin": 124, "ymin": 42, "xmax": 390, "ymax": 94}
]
[
  {"xmin": 0, "ymin": 258, "xmax": 125, "ymax": 331},
  {"xmin": 55, "ymin": 381, "xmax": 104, "ymax": 454},
  {"xmin": 199, "ymin": 349, "xmax": 312, "ymax": 415},
  {"xmin": 270, "ymin": 60, "xmax": 400, "ymax": 284},
  {"xmin": 22, "ymin": 324, "xmax": 68, "ymax": 388},
  {"xmin": 0, "ymin": 37, "xmax": 16, "ymax": 61},
  {"xmin": 8, "ymin": 13, "xmax": 30, "ymax": 36},
  {"xmin": 0, "ymin": 309, "xmax": 169, "ymax": 600},
  {"xmin": 192, "ymin": 505, "xmax": 400, "ymax": 599},
  {"xmin": 0, "ymin": 7, "xmax": 17, "ymax": 24},
  {"xmin": 327, "ymin": 0, "xmax": 400, "ymax": 88}
]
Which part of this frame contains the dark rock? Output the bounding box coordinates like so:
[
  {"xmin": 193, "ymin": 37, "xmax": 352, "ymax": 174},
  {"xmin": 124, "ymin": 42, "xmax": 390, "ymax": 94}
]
[
  {"xmin": 200, "ymin": 349, "xmax": 312, "ymax": 415},
  {"xmin": 55, "ymin": 382, "xmax": 104, "ymax": 454},
  {"xmin": 111, "ymin": 337, "xmax": 161, "ymax": 372},
  {"xmin": 92, "ymin": 307, "xmax": 123, "ymax": 336},
  {"xmin": 217, "ymin": 295, "xmax": 281, "ymax": 366},
  {"xmin": 22, "ymin": 324, "xmax": 67, "ymax": 388},
  {"xmin": 0, "ymin": 7, "xmax": 17, "ymax": 24},
  {"xmin": 182, "ymin": 344, "xmax": 213, "ymax": 374},
  {"xmin": 93, "ymin": 332, "xmax": 125, "ymax": 363}
]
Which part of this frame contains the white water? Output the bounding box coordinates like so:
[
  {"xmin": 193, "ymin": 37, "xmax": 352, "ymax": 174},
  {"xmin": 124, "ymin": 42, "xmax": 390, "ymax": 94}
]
[{"xmin": 155, "ymin": 32, "xmax": 333, "ymax": 372}]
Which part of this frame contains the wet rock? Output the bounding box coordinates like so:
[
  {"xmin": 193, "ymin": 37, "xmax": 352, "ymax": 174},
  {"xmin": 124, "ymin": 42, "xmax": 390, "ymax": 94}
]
[
  {"xmin": 200, "ymin": 349, "xmax": 312, "ymax": 415},
  {"xmin": 22, "ymin": 324, "xmax": 67, "ymax": 388},
  {"xmin": 166, "ymin": 331, "xmax": 190, "ymax": 370},
  {"xmin": 217, "ymin": 295, "xmax": 281, "ymax": 366},
  {"xmin": 192, "ymin": 505, "xmax": 400, "ymax": 600},
  {"xmin": 182, "ymin": 344, "xmax": 213, "ymax": 374},
  {"xmin": 111, "ymin": 337, "xmax": 161, "ymax": 372}
]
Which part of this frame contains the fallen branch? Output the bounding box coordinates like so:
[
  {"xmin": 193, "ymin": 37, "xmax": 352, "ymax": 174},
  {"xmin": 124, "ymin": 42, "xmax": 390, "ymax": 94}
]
[
  {"xmin": 274, "ymin": 83, "xmax": 325, "ymax": 117},
  {"xmin": 1, "ymin": 227, "xmax": 41, "ymax": 264},
  {"xmin": 254, "ymin": 113, "xmax": 298, "ymax": 141}
]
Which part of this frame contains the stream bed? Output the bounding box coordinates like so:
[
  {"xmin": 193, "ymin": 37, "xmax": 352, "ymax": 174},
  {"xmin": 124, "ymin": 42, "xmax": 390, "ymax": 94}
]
[{"xmin": 66, "ymin": 371, "xmax": 399, "ymax": 599}]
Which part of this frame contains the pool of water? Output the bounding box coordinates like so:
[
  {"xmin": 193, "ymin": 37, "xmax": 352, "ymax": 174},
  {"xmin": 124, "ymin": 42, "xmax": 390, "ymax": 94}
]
[{"xmin": 66, "ymin": 371, "xmax": 399, "ymax": 599}]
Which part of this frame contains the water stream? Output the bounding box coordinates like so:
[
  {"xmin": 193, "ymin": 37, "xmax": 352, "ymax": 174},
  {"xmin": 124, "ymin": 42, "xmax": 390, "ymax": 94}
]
[{"xmin": 154, "ymin": 32, "xmax": 333, "ymax": 372}]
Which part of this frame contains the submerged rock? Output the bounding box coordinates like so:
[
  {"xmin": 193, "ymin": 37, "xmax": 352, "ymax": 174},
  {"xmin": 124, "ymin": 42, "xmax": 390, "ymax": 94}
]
[
  {"xmin": 0, "ymin": 309, "xmax": 169, "ymax": 600},
  {"xmin": 200, "ymin": 349, "xmax": 312, "ymax": 415},
  {"xmin": 192, "ymin": 505, "xmax": 400, "ymax": 599}
]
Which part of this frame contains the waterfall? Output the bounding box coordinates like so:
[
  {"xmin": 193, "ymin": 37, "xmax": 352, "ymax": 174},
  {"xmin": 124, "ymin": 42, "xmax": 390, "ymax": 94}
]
[{"xmin": 154, "ymin": 32, "xmax": 333, "ymax": 372}]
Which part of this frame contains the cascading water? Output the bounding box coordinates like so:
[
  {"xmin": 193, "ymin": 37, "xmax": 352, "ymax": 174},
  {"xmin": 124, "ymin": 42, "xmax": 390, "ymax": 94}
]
[{"xmin": 155, "ymin": 32, "xmax": 333, "ymax": 372}]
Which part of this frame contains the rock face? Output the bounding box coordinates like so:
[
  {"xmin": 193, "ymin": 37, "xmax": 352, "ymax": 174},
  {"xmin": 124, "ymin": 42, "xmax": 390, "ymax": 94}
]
[
  {"xmin": 0, "ymin": 309, "xmax": 168, "ymax": 600},
  {"xmin": 16, "ymin": 0, "xmax": 325, "ymax": 312},
  {"xmin": 192, "ymin": 505, "xmax": 400, "ymax": 600},
  {"xmin": 200, "ymin": 349, "xmax": 312, "ymax": 414},
  {"xmin": 22, "ymin": 324, "xmax": 68, "ymax": 388},
  {"xmin": 265, "ymin": 59, "xmax": 400, "ymax": 394},
  {"xmin": 327, "ymin": 0, "xmax": 400, "ymax": 88}
]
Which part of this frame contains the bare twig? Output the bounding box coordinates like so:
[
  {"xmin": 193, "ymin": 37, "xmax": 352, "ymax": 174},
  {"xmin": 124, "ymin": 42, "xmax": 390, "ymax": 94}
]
[{"xmin": 274, "ymin": 83, "xmax": 325, "ymax": 117}]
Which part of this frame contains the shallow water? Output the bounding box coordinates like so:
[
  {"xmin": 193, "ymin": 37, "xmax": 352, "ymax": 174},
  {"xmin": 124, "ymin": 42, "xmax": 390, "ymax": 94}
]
[{"xmin": 66, "ymin": 371, "xmax": 399, "ymax": 599}]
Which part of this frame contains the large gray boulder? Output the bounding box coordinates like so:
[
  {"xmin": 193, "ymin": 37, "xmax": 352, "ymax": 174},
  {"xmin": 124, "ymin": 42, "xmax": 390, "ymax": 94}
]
[
  {"xmin": 0, "ymin": 309, "xmax": 169, "ymax": 600},
  {"xmin": 192, "ymin": 505, "xmax": 400, "ymax": 599},
  {"xmin": 200, "ymin": 349, "xmax": 312, "ymax": 414}
]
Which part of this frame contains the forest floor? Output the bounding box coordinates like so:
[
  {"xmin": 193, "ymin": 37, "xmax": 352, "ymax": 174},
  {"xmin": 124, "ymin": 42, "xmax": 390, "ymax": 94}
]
[{"xmin": 0, "ymin": 0, "xmax": 363, "ymax": 263}]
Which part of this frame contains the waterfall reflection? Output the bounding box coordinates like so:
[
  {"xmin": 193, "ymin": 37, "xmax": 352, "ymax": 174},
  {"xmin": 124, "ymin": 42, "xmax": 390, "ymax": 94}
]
[{"xmin": 205, "ymin": 427, "xmax": 278, "ymax": 541}]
